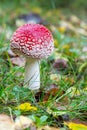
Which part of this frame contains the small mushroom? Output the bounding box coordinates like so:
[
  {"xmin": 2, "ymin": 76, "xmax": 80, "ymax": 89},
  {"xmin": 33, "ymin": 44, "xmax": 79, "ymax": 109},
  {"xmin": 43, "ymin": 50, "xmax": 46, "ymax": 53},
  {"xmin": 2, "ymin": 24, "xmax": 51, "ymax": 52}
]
[{"xmin": 10, "ymin": 24, "xmax": 54, "ymax": 90}]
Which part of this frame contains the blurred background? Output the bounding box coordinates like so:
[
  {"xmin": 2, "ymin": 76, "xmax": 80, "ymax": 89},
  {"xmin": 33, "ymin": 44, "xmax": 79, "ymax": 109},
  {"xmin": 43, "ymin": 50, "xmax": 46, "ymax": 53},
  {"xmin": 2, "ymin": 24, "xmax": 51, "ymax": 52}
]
[
  {"xmin": 0, "ymin": 0, "xmax": 87, "ymax": 27},
  {"xmin": 0, "ymin": 0, "xmax": 87, "ymax": 36},
  {"xmin": 0, "ymin": 0, "xmax": 87, "ymax": 42}
]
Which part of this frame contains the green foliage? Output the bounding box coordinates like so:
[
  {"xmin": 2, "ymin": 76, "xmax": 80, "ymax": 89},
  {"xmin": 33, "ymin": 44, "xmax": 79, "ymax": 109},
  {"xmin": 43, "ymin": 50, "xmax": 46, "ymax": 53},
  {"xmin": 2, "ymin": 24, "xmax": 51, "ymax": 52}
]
[{"xmin": 29, "ymin": 115, "xmax": 48, "ymax": 127}]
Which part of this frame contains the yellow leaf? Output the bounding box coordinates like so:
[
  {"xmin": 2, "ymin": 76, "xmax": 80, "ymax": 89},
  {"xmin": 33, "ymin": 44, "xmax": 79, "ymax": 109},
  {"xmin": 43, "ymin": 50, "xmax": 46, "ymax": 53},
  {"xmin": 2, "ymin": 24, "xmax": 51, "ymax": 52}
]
[
  {"xmin": 58, "ymin": 26, "xmax": 66, "ymax": 33},
  {"xmin": 16, "ymin": 102, "xmax": 37, "ymax": 112},
  {"xmin": 65, "ymin": 122, "xmax": 87, "ymax": 130}
]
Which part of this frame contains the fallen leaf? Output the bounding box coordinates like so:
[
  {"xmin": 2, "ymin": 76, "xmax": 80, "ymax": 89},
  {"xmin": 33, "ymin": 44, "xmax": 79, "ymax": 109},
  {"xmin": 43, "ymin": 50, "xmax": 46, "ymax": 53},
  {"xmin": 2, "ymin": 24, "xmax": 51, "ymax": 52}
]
[
  {"xmin": 53, "ymin": 58, "xmax": 68, "ymax": 71},
  {"xmin": 15, "ymin": 116, "xmax": 34, "ymax": 130},
  {"xmin": 0, "ymin": 114, "xmax": 15, "ymax": 130},
  {"xmin": 80, "ymin": 21, "xmax": 87, "ymax": 30},
  {"xmin": 59, "ymin": 20, "xmax": 87, "ymax": 36},
  {"xmin": 58, "ymin": 26, "xmax": 66, "ymax": 33},
  {"xmin": 59, "ymin": 20, "xmax": 75, "ymax": 31},
  {"xmin": 43, "ymin": 84, "xmax": 64, "ymax": 101},
  {"xmin": 10, "ymin": 56, "xmax": 25, "ymax": 67},
  {"xmin": 7, "ymin": 49, "xmax": 17, "ymax": 57},
  {"xmin": 30, "ymin": 126, "xmax": 37, "ymax": 130},
  {"xmin": 37, "ymin": 125, "xmax": 60, "ymax": 130},
  {"xmin": 65, "ymin": 122, "xmax": 87, "ymax": 130},
  {"xmin": 70, "ymin": 15, "xmax": 80, "ymax": 24},
  {"xmin": 76, "ymin": 28, "xmax": 87, "ymax": 36},
  {"xmin": 72, "ymin": 118, "xmax": 87, "ymax": 126}
]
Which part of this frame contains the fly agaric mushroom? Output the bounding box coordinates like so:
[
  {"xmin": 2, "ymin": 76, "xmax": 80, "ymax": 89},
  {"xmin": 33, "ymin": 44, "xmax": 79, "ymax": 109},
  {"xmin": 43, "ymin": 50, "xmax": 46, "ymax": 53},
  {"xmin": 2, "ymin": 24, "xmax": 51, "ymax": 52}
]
[{"xmin": 10, "ymin": 24, "xmax": 54, "ymax": 90}]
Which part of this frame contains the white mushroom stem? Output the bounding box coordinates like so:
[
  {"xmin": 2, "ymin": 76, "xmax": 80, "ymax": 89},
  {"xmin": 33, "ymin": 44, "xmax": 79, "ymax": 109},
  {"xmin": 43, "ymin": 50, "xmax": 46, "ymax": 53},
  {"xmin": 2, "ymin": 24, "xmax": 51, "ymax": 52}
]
[{"xmin": 24, "ymin": 58, "xmax": 40, "ymax": 90}]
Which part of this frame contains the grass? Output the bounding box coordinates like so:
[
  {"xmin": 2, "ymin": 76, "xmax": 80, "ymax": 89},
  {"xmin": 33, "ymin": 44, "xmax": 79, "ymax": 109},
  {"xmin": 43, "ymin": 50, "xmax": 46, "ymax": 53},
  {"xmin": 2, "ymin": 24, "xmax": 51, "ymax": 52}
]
[{"xmin": 0, "ymin": 0, "xmax": 87, "ymax": 128}]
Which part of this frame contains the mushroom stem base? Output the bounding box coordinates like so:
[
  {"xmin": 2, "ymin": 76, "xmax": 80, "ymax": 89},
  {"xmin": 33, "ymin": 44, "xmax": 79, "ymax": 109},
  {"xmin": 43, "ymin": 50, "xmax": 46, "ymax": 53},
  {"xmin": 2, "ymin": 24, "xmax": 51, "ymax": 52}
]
[{"xmin": 24, "ymin": 58, "xmax": 40, "ymax": 90}]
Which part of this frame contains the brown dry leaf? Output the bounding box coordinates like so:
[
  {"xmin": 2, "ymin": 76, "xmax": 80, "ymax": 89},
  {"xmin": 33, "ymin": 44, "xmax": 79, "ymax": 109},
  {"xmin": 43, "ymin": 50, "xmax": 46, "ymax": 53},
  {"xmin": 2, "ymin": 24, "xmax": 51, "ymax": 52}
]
[
  {"xmin": 0, "ymin": 114, "xmax": 15, "ymax": 130},
  {"xmin": 43, "ymin": 84, "xmax": 64, "ymax": 101},
  {"xmin": 37, "ymin": 125, "xmax": 60, "ymax": 130},
  {"xmin": 15, "ymin": 115, "xmax": 34, "ymax": 130},
  {"xmin": 10, "ymin": 56, "xmax": 25, "ymax": 67},
  {"xmin": 53, "ymin": 58, "xmax": 68, "ymax": 71}
]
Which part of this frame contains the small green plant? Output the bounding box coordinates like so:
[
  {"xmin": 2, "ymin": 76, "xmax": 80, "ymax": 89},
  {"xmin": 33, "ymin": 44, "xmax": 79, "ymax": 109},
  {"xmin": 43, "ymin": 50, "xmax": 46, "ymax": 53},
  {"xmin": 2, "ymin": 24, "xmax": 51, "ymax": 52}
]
[{"xmin": 29, "ymin": 115, "xmax": 48, "ymax": 127}]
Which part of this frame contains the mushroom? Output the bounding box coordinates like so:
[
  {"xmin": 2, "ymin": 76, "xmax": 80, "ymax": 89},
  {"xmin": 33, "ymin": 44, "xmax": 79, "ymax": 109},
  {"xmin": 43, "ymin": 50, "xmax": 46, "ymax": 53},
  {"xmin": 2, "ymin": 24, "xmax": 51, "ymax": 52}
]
[{"xmin": 10, "ymin": 24, "xmax": 54, "ymax": 90}]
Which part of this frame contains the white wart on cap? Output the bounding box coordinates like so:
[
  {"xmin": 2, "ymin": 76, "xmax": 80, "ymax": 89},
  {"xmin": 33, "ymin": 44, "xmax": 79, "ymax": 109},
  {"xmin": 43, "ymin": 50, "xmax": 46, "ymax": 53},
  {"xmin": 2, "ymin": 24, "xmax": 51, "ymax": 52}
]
[{"xmin": 11, "ymin": 24, "xmax": 54, "ymax": 59}]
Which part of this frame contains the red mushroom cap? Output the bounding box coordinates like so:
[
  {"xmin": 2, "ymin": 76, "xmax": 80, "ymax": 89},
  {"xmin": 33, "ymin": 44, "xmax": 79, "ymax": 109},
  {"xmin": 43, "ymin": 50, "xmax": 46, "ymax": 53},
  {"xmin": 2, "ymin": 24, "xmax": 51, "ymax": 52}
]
[{"xmin": 11, "ymin": 24, "xmax": 54, "ymax": 59}]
